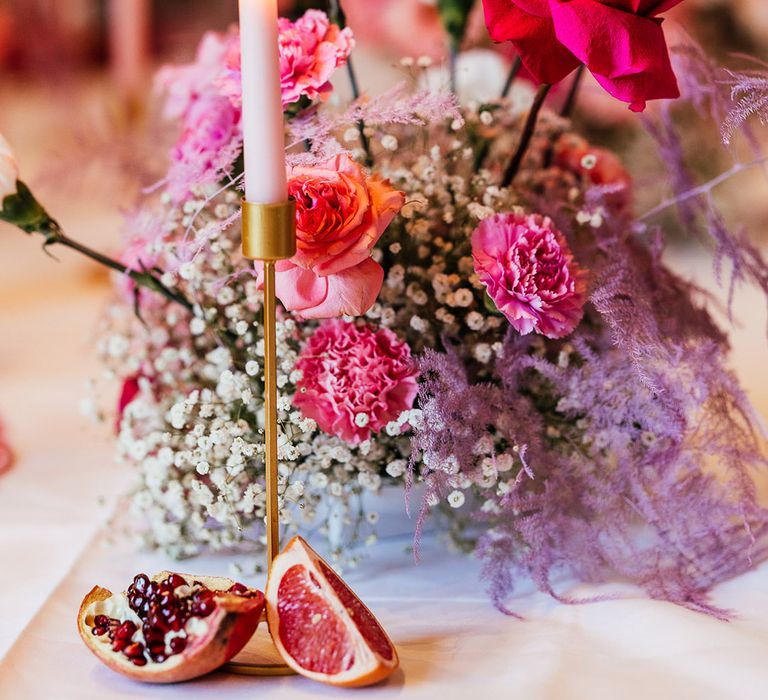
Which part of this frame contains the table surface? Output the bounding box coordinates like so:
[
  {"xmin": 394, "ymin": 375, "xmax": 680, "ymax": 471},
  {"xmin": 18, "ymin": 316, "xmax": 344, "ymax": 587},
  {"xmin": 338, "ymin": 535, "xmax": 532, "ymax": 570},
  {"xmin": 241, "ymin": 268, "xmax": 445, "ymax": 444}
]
[{"xmin": 3, "ymin": 112, "xmax": 768, "ymax": 699}]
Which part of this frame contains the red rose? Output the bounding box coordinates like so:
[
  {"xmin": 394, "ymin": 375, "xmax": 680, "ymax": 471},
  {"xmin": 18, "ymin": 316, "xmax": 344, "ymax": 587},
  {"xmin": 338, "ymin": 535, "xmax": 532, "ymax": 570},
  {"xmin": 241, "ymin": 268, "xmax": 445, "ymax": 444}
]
[{"xmin": 482, "ymin": 0, "xmax": 683, "ymax": 111}]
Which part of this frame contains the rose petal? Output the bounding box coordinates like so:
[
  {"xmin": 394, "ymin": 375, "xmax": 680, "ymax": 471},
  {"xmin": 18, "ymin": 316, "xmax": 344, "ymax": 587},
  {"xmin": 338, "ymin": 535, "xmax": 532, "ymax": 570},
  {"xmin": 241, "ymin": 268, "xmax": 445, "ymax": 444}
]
[
  {"xmin": 549, "ymin": 0, "xmax": 679, "ymax": 109},
  {"xmin": 482, "ymin": 0, "xmax": 580, "ymax": 84}
]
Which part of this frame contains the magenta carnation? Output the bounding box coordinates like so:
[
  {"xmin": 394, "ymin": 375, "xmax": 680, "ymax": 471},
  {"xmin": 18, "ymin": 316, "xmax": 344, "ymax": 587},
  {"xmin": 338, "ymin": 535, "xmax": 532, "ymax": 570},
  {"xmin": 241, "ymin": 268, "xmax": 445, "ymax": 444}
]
[
  {"xmin": 222, "ymin": 9, "xmax": 354, "ymax": 109},
  {"xmin": 293, "ymin": 320, "xmax": 418, "ymax": 444},
  {"xmin": 472, "ymin": 211, "xmax": 587, "ymax": 339}
]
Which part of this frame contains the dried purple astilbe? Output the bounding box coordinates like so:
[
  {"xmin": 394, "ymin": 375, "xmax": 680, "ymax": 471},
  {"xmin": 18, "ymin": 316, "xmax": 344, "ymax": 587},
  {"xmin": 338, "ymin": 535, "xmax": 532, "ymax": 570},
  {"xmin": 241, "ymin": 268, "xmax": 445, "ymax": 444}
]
[
  {"xmin": 641, "ymin": 87, "xmax": 768, "ymax": 321},
  {"xmin": 348, "ymin": 83, "xmax": 461, "ymax": 128},
  {"xmin": 415, "ymin": 319, "xmax": 768, "ymax": 616},
  {"xmin": 671, "ymin": 43, "xmax": 730, "ymax": 124},
  {"xmin": 286, "ymin": 84, "xmax": 460, "ymax": 168},
  {"xmin": 722, "ymin": 63, "xmax": 768, "ymax": 145},
  {"xmin": 641, "ymin": 106, "xmax": 699, "ymax": 230},
  {"xmin": 411, "ymin": 199, "xmax": 768, "ymax": 616}
]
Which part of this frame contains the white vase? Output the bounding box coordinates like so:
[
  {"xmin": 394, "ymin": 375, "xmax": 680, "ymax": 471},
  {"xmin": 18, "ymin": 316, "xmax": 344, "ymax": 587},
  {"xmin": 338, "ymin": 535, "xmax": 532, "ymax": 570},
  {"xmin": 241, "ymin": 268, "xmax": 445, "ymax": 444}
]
[{"xmin": 309, "ymin": 482, "xmax": 427, "ymax": 551}]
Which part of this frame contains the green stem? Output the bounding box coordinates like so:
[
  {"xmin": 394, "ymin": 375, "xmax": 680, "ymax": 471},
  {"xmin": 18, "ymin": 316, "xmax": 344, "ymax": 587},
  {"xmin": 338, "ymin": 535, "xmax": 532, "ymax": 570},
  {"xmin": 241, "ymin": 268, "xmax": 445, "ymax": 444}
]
[
  {"xmin": 501, "ymin": 83, "xmax": 552, "ymax": 188},
  {"xmin": 48, "ymin": 225, "xmax": 195, "ymax": 313}
]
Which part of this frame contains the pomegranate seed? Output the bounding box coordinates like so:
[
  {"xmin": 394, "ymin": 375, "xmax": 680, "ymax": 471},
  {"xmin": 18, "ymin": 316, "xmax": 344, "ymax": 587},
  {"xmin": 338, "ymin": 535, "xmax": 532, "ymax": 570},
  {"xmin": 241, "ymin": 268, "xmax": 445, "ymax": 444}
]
[
  {"xmin": 94, "ymin": 614, "xmax": 110, "ymax": 627},
  {"xmin": 227, "ymin": 583, "xmax": 249, "ymax": 596},
  {"xmin": 148, "ymin": 641, "xmax": 166, "ymax": 655},
  {"xmin": 191, "ymin": 599, "xmax": 215, "ymax": 618},
  {"xmin": 131, "ymin": 657, "xmax": 147, "ymax": 667},
  {"xmin": 132, "ymin": 574, "xmax": 150, "ymax": 594},
  {"xmin": 114, "ymin": 621, "xmax": 137, "ymax": 641},
  {"xmin": 152, "ymin": 654, "xmax": 167, "ymax": 664},
  {"xmin": 169, "ymin": 637, "xmax": 187, "ymax": 654},
  {"xmin": 124, "ymin": 642, "xmax": 145, "ymax": 659},
  {"xmin": 112, "ymin": 639, "xmax": 128, "ymax": 653},
  {"xmin": 91, "ymin": 627, "xmax": 107, "ymax": 636},
  {"xmin": 166, "ymin": 574, "xmax": 188, "ymax": 589}
]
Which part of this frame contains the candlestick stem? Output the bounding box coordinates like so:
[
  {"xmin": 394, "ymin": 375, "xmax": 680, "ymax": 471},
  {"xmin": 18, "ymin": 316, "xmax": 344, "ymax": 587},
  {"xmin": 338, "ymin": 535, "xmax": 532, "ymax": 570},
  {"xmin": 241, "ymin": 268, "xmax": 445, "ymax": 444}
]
[{"xmin": 263, "ymin": 260, "xmax": 280, "ymax": 568}]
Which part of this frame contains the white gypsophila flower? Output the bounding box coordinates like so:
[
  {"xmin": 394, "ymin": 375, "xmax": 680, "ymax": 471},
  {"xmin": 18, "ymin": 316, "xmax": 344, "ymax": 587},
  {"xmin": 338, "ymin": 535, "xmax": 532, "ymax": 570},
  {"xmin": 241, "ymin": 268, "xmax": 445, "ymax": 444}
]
[
  {"xmin": 466, "ymin": 311, "xmax": 485, "ymax": 331},
  {"xmin": 386, "ymin": 460, "xmax": 406, "ymax": 478},
  {"xmin": 381, "ymin": 135, "xmax": 399, "ymax": 151},
  {"xmin": 474, "ymin": 343, "xmax": 492, "ymax": 363},
  {"xmin": 451, "ymin": 288, "xmax": 474, "ymax": 308}
]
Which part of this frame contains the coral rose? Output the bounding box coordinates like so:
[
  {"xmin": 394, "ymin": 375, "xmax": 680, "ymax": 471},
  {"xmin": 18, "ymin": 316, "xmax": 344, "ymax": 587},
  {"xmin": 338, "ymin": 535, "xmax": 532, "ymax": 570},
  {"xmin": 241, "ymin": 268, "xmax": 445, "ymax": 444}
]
[
  {"xmin": 553, "ymin": 133, "xmax": 632, "ymax": 211},
  {"xmin": 293, "ymin": 320, "xmax": 418, "ymax": 444},
  {"xmin": 482, "ymin": 0, "xmax": 683, "ymax": 111},
  {"xmin": 256, "ymin": 154, "xmax": 405, "ymax": 319},
  {"xmin": 222, "ymin": 9, "xmax": 354, "ymax": 108},
  {"xmin": 472, "ymin": 211, "xmax": 587, "ymax": 338}
]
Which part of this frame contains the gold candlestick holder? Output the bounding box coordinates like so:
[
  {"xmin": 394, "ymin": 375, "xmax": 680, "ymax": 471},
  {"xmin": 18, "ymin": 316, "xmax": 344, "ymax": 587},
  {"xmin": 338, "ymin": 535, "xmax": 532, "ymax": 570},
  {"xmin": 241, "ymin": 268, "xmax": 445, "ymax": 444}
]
[{"xmin": 224, "ymin": 198, "xmax": 297, "ymax": 677}]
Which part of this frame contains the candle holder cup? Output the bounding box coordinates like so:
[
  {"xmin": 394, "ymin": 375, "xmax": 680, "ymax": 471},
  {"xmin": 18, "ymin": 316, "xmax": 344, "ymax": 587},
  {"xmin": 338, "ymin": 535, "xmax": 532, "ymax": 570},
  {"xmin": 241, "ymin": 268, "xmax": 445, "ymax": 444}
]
[{"xmin": 224, "ymin": 198, "xmax": 297, "ymax": 677}]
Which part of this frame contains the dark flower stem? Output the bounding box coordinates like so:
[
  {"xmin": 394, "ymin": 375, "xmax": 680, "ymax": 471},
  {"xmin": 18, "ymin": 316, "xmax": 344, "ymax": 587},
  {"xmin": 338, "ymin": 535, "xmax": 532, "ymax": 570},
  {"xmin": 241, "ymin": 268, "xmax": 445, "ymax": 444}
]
[
  {"xmin": 449, "ymin": 46, "xmax": 459, "ymax": 95},
  {"xmin": 501, "ymin": 56, "xmax": 523, "ymax": 99},
  {"xmin": 346, "ymin": 58, "xmax": 373, "ymax": 168},
  {"xmin": 328, "ymin": 0, "xmax": 373, "ymax": 168},
  {"xmin": 38, "ymin": 220, "xmax": 195, "ymax": 314},
  {"xmin": 560, "ymin": 65, "xmax": 585, "ymax": 119},
  {"xmin": 502, "ymin": 83, "xmax": 552, "ymax": 187}
]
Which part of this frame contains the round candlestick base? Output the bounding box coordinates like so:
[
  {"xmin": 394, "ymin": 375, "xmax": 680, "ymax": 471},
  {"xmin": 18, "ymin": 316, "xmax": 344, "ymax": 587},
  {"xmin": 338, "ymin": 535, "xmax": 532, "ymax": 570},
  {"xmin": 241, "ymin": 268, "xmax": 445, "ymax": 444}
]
[{"xmin": 222, "ymin": 613, "xmax": 296, "ymax": 676}]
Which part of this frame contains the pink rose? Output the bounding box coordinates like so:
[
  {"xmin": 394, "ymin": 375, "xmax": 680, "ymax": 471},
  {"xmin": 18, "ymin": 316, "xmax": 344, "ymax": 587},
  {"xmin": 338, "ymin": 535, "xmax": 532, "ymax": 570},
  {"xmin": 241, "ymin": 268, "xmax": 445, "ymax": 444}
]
[
  {"xmin": 472, "ymin": 211, "xmax": 587, "ymax": 338},
  {"xmin": 294, "ymin": 320, "xmax": 418, "ymax": 444},
  {"xmin": 257, "ymin": 154, "xmax": 405, "ymax": 319},
  {"xmin": 482, "ymin": 0, "xmax": 683, "ymax": 111},
  {"xmin": 222, "ymin": 9, "xmax": 354, "ymax": 109}
]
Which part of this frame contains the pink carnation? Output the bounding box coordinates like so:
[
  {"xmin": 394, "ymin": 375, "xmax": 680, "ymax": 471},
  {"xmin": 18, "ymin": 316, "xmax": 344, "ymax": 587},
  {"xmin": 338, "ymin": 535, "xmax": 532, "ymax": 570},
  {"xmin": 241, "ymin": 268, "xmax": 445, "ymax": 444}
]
[
  {"xmin": 156, "ymin": 29, "xmax": 242, "ymax": 199},
  {"xmin": 472, "ymin": 212, "xmax": 587, "ymax": 339},
  {"xmin": 156, "ymin": 29, "xmax": 238, "ymax": 120},
  {"xmin": 222, "ymin": 9, "xmax": 354, "ymax": 109},
  {"xmin": 293, "ymin": 320, "xmax": 418, "ymax": 444},
  {"xmin": 165, "ymin": 92, "xmax": 242, "ymax": 201}
]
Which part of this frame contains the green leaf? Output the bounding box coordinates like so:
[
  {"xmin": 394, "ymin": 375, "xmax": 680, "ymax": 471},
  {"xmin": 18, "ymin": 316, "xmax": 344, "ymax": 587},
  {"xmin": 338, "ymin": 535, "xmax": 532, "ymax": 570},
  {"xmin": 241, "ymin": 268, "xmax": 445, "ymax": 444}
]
[
  {"xmin": 483, "ymin": 290, "xmax": 504, "ymax": 316},
  {"xmin": 437, "ymin": 0, "xmax": 475, "ymax": 50},
  {"xmin": 0, "ymin": 180, "xmax": 51, "ymax": 233}
]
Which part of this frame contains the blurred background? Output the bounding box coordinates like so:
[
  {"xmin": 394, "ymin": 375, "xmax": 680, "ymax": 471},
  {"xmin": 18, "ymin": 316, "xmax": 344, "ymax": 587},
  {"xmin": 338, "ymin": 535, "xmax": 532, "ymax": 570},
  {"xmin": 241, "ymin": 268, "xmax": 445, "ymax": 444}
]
[{"xmin": 0, "ymin": 0, "xmax": 767, "ymax": 465}]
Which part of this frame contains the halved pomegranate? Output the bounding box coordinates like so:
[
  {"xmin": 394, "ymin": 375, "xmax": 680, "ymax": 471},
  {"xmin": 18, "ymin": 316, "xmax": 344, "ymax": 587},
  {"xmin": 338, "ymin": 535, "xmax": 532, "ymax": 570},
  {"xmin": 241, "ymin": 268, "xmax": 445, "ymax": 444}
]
[
  {"xmin": 77, "ymin": 571, "xmax": 264, "ymax": 683},
  {"xmin": 266, "ymin": 536, "xmax": 399, "ymax": 687}
]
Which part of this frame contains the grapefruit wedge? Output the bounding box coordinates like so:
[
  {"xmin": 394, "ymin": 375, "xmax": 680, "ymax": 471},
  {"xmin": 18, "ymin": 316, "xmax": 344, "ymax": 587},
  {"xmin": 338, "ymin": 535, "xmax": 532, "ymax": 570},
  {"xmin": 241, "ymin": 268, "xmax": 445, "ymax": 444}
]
[{"xmin": 265, "ymin": 536, "xmax": 399, "ymax": 687}]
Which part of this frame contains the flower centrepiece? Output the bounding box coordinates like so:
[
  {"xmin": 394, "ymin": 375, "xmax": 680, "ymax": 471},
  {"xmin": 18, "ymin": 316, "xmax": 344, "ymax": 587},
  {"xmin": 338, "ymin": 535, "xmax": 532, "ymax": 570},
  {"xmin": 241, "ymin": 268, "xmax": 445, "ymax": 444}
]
[
  {"xmin": 256, "ymin": 154, "xmax": 405, "ymax": 319},
  {"xmin": 472, "ymin": 211, "xmax": 587, "ymax": 338},
  {"xmin": 482, "ymin": 0, "xmax": 683, "ymax": 111},
  {"xmin": 293, "ymin": 320, "xmax": 418, "ymax": 444}
]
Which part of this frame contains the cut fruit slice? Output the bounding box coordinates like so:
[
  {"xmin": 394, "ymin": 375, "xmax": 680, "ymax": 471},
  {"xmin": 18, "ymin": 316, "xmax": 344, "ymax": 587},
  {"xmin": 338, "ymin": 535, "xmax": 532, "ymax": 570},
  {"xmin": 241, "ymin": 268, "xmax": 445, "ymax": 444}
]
[
  {"xmin": 77, "ymin": 571, "xmax": 264, "ymax": 683},
  {"xmin": 265, "ymin": 536, "xmax": 399, "ymax": 688}
]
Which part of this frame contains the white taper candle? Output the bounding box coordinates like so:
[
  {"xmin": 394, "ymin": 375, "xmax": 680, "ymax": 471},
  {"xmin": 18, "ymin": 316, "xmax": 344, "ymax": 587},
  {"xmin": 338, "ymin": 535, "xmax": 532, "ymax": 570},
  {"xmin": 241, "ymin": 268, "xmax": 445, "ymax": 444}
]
[{"xmin": 238, "ymin": 0, "xmax": 288, "ymax": 204}]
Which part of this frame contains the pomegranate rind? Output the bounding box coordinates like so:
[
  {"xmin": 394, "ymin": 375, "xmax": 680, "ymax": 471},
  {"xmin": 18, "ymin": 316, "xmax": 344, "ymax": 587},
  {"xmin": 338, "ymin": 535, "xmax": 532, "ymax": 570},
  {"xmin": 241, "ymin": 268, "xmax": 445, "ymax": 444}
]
[
  {"xmin": 266, "ymin": 536, "xmax": 399, "ymax": 688},
  {"xmin": 77, "ymin": 573, "xmax": 264, "ymax": 683}
]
